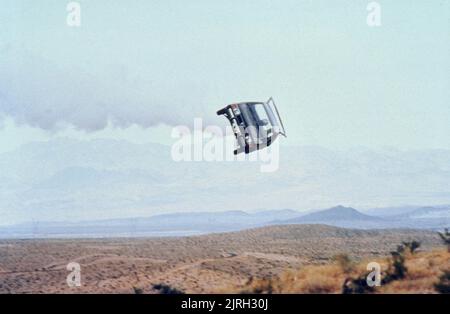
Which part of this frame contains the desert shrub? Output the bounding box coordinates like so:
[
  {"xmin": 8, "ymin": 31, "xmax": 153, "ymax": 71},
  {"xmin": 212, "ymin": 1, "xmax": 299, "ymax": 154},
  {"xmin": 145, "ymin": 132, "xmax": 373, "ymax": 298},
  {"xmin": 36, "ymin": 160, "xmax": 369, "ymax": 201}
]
[
  {"xmin": 402, "ymin": 241, "xmax": 421, "ymax": 254},
  {"xmin": 294, "ymin": 266, "xmax": 342, "ymax": 293},
  {"xmin": 342, "ymin": 275, "xmax": 375, "ymax": 294},
  {"xmin": 343, "ymin": 241, "xmax": 412, "ymax": 293},
  {"xmin": 152, "ymin": 283, "xmax": 185, "ymax": 294},
  {"xmin": 383, "ymin": 247, "xmax": 407, "ymax": 283},
  {"xmin": 434, "ymin": 270, "xmax": 450, "ymax": 294},
  {"xmin": 242, "ymin": 266, "xmax": 342, "ymax": 294},
  {"xmin": 333, "ymin": 253, "xmax": 354, "ymax": 274},
  {"xmin": 133, "ymin": 287, "xmax": 144, "ymax": 294},
  {"xmin": 241, "ymin": 277, "xmax": 275, "ymax": 294},
  {"xmin": 438, "ymin": 229, "xmax": 450, "ymax": 252}
]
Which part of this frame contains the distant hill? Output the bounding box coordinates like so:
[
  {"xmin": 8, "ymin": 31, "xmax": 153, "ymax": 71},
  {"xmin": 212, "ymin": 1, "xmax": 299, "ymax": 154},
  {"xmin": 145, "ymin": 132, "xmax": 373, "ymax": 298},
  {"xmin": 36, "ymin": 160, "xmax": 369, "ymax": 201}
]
[
  {"xmin": 217, "ymin": 224, "xmax": 441, "ymax": 249},
  {"xmin": 272, "ymin": 206, "xmax": 385, "ymax": 229},
  {"xmin": 0, "ymin": 209, "xmax": 301, "ymax": 238},
  {"xmin": 273, "ymin": 205, "xmax": 450, "ymax": 230},
  {"xmin": 2, "ymin": 138, "xmax": 450, "ymax": 225},
  {"xmin": 0, "ymin": 205, "xmax": 448, "ymax": 239},
  {"xmin": 288, "ymin": 206, "xmax": 380, "ymax": 222}
]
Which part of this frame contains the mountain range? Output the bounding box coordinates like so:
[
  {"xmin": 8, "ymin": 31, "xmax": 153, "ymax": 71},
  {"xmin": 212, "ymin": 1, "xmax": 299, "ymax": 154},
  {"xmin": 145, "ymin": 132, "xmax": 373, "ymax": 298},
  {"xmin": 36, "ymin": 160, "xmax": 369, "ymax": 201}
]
[
  {"xmin": 1, "ymin": 138, "xmax": 450, "ymax": 227},
  {"xmin": 1, "ymin": 205, "xmax": 448, "ymax": 238}
]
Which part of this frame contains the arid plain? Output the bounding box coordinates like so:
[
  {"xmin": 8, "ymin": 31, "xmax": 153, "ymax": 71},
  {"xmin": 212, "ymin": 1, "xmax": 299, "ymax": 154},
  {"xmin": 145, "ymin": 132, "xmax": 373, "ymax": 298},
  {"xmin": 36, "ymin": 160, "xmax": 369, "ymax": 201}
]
[{"xmin": 0, "ymin": 225, "xmax": 447, "ymax": 294}]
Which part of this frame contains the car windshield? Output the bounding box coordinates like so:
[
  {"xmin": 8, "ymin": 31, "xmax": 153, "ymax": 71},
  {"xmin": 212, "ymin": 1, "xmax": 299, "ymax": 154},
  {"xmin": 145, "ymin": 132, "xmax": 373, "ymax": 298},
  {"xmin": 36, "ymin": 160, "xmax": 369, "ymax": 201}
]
[
  {"xmin": 237, "ymin": 101, "xmax": 285, "ymax": 137},
  {"xmin": 249, "ymin": 103, "xmax": 270, "ymax": 126}
]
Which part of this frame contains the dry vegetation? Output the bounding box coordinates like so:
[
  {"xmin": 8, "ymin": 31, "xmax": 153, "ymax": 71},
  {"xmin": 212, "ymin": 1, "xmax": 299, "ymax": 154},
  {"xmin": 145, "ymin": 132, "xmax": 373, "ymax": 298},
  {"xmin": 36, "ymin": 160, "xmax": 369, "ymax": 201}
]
[
  {"xmin": 0, "ymin": 225, "xmax": 447, "ymax": 294},
  {"xmin": 234, "ymin": 248, "xmax": 449, "ymax": 294}
]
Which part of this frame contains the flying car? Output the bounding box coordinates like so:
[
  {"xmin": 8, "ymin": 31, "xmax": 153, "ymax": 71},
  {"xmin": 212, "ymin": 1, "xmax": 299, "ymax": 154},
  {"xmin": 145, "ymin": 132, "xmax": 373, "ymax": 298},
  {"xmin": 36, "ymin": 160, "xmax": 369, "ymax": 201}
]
[{"xmin": 217, "ymin": 97, "xmax": 286, "ymax": 155}]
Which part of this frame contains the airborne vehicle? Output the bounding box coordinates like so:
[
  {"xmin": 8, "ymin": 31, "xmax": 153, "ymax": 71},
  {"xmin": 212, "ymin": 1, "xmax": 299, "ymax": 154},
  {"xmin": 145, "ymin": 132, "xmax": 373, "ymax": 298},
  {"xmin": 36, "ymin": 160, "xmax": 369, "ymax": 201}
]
[{"xmin": 217, "ymin": 98, "xmax": 286, "ymax": 155}]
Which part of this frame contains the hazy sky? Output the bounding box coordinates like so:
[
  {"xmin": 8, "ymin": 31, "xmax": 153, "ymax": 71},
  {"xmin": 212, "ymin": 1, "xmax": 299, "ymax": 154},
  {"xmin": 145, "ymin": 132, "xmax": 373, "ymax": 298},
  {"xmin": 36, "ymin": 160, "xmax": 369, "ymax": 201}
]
[{"xmin": 0, "ymin": 0, "xmax": 449, "ymax": 153}]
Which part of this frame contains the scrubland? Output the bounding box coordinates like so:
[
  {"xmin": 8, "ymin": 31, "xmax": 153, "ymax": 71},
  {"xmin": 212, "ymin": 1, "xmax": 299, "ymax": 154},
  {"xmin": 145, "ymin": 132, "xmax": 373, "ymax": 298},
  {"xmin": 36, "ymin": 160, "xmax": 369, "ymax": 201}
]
[{"xmin": 0, "ymin": 225, "xmax": 447, "ymax": 294}]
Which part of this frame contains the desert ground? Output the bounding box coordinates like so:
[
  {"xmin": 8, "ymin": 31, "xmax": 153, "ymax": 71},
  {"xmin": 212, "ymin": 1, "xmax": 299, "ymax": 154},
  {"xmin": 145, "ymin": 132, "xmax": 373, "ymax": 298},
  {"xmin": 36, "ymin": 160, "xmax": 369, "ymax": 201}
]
[{"xmin": 0, "ymin": 224, "xmax": 448, "ymax": 294}]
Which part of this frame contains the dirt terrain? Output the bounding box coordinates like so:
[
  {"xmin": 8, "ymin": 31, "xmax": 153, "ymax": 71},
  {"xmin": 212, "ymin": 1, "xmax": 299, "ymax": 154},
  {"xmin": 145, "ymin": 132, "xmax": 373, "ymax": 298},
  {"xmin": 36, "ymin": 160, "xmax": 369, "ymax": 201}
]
[{"xmin": 0, "ymin": 224, "xmax": 445, "ymax": 294}]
